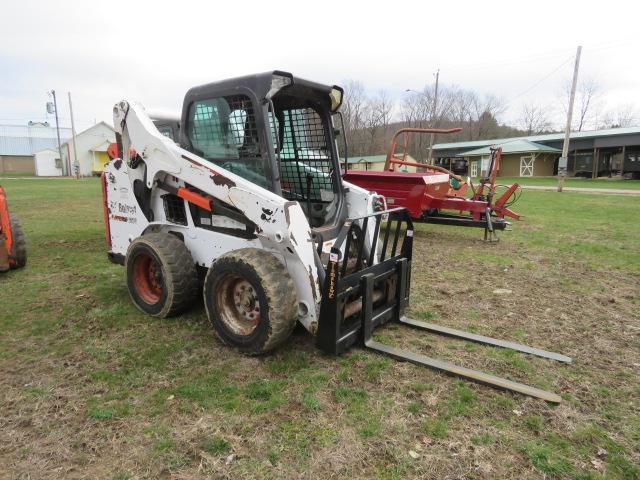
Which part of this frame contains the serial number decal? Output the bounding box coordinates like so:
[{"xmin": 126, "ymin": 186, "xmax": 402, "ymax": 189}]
[
  {"xmin": 111, "ymin": 214, "xmax": 137, "ymax": 224},
  {"xmin": 327, "ymin": 260, "xmax": 337, "ymax": 299}
]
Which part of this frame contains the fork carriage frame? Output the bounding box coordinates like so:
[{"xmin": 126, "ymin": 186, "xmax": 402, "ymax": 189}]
[
  {"xmin": 316, "ymin": 208, "xmax": 413, "ymax": 354},
  {"xmin": 316, "ymin": 208, "xmax": 571, "ymax": 403}
]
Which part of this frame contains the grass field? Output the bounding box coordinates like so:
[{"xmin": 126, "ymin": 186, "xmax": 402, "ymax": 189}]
[
  {"xmin": 494, "ymin": 177, "xmax": 640, "ymax": 190},
  {"xmin": 1, "ymin": 178, "xmax": 639, "ymax": 479}
]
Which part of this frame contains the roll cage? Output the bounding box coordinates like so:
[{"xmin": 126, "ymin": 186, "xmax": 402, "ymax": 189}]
[{"xmin": 179, "ymin": 71, "xmax": 347, "ymax": 234}]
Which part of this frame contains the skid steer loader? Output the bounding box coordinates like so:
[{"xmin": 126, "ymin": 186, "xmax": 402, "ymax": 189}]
[
  {"xmin": 0, "ymin": 185, "xmax": 27, "ymax": 272},
  {"xmin": 103, "ymin": 71, "xmax": 570, "ymax": 402}
]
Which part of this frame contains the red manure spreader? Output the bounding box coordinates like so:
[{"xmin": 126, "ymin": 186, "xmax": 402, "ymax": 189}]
[{"xmin": 343, "ymin": 128, "xmax": 522, "ymax": 240}]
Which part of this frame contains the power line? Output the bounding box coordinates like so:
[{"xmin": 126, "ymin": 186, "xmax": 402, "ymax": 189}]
[
  {"xmin": 503, "ymin": 55, "xmax": 575, "ymax": 108},
  {"xmin": 445, "ymin": 47, "xmax": 576, "ymax": 73},
  {"xmin": 444, "ymin": 37, "xmax": 634, "ymax": 74}
]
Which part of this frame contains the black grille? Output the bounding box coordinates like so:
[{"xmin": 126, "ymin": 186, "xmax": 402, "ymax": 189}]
[
  {"xmin": 272, "ymin": 107, "xmax": 335, "ymax": 203},
  {"xmin": 162, "ymin": 194, "xmax": 187, "ymax": 225}
]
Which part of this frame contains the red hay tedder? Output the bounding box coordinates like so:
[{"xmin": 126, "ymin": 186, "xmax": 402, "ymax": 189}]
[{"xmin": 343, "ymin": 128, "xmax": 522, "ymax": 240}]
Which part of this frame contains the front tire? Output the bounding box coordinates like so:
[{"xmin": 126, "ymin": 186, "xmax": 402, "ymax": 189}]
[
  {"xmin": 203, "ymin": 248, "xmax": 297, "ymax": 355},
  {"xmin": 126, "ymin": 233, "xmax": 198, "ymax": 318},
  {"xmin": 9, "ymin": 214, "xmax": 26, "ymax": 269}
]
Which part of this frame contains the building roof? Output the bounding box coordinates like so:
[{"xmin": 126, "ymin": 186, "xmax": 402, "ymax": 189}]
[
  {"xmin": 433, "ymin": 125, "xmax": 640, "ymax": 151},
  {"xmin": 0, "ymin": 124, "xmax": 72, "ymax": 156},
  {"xmin": 60, "ymin": 121, "xmax": 115, "ymax": 148},
  {"xmin": 458, "ymin": 139, "xmax": 561, "ymax": 157},
  {"xmin": 90, "ymin": 140, "xmax": 111, "ymax": 152}
]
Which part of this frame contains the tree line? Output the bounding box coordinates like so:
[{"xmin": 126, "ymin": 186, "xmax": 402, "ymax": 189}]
[{"xmin": 338, "ymin": 78, "xmax": 638, "ymax": 161}]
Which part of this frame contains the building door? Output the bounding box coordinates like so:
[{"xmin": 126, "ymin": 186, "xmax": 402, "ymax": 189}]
[
  {"xmin": 91, "ymin": 152, "xmax": 110, "ymax": 175},
  {"xmin": 480, "ymin": 156, "xmax": 490, "ymax": 176},
  {"xmin": 520, "ymin": 155, "xmax": 534, "ymax": 177},
  {"xmin": 470, "ymin": 161, "xmax": 478, "ymax": 177}
]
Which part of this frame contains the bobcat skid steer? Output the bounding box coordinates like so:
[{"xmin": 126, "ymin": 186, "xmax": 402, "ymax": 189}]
[{"xmin": 103, "ymin": 71, "xmax": 569, "ymax": 402}]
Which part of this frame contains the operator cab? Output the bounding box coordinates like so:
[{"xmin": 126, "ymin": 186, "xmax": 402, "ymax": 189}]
[
  {"xmin": 150, "ymin": 113, "xmax": 181, "ymax": 143},
  {"xmin": 180, "ymin": 71, "xmax": 346, "ymax": 235}
]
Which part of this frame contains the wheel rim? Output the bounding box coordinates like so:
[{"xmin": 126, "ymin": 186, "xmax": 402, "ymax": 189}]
[
  {"xmin": 215, "ymin": 274, "xmax": 261, "ymax": 336},
  {"xmin": 133, "ymin": 252, "xmax": 163, "ymax": 304}
]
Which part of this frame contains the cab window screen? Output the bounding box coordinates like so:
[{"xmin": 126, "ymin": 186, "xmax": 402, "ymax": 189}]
[
  {"xmin": 269, "ymin": 106, "xmax": 335, "ymax": 203},
  {"xmin": 187, "ymin": 95, "xmax": 267, "ymax": 187}
]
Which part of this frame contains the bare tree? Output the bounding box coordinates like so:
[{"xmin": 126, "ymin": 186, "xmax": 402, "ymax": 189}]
[
  {"xmin": 400, "ymin": 89, "xmax": 431, "ymax": 126},
  {"xmin": 576, "ymin": 78, "xmax": 601, "ymax": 131},
  {"xmin": 361, "ymin": 90, "xmax": 394, "ymax": 154},
  {"xmin": 341, "ymin": 80, "xmax": 367, "ymax": 130},
  {"xmin": 341, "ymin": 80, "xmax": 367, "ymax": 154},
  {"xmin": 561, "ymin": 76, "xmax": 602, "ymax": 131},
  {"xmin": 470, "ymin": 94, "xmax": 507, "ymax": 139},
  {"xmin": 340, "ymin": 78, "xmax": 527, "ymax": 158},
  {"xmin": 518, "ymin": 102, "xmax": 552, "ymax": 135},
  {"xmin": 373, "ymin": 90, "xmax": 394, "ymax": 130},
  {"xmin": 399, "ymin": 89, "xmax": 432, "ymax": 158},
  {"xmin": 602, "ymin": 104, "xmax": 639, "ymax": 128}
]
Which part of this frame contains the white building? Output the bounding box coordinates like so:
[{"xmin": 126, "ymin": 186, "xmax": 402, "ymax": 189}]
[
  {"xmin": 60, "ymin": 122, "xmax": 115, "ymax": 177},
  {"xmin": 0, "ymin": 123, "xmax": 71, "ymax": 175},
  {"xmin": 34, "ymin": 148, "xmax": 63, "ymax": 176}
]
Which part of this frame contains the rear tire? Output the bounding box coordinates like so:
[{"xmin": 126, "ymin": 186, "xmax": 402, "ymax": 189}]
[
  {"xmin": 203, "ymin": 248, "xmax": 298, "ymax": 355},
  {"xmin": 126, "ymin": 233, "xmax": 198, "ymax": 318},
  {"xmin": 9, "ymin": 214, "xmax": 26, "ymax": 269}
]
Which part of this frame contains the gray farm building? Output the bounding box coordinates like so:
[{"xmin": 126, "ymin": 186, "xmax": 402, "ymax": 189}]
[
  {"xmin": 0, "ymin": 123, "xmax": 72, "ymax": 175},
  {"xmin": 432, "ymin": 126, "xmax": 640, "ymax": 178}
]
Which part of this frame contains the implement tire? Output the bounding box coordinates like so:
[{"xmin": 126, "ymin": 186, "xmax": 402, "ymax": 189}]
[
  {"xmin": 9, "ymin": 214, "xmax": 27, "ymax": 269},
  {"xmin": 204, "ymin": 248, "xmax": 297, "ymax": 355},
  {"xmin": 126, "ymin": 233, "xmax": 198, "ymax": 318}
]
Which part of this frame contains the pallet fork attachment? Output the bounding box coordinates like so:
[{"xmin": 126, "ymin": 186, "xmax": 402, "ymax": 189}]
[{"xmin": 316, "ymin": 209, "xmax": 570, "ymax": 403}]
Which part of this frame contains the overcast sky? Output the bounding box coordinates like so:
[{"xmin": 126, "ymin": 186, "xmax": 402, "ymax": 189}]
[{"xmin": 1, "ymin": 0, "xmax": 638, "ymax": 132}]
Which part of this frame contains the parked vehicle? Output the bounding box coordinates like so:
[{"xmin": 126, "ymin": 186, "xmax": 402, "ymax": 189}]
[{"xmin": 102, "ymin": 71, "xmax": 568, "ymax": 401}]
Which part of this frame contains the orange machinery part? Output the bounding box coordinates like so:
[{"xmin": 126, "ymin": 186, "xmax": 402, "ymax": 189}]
[
  {"xmin": 177, "ymin": 188, "xmax": 212, "ymax": 212},
  {"xmin": 0, "ymin": 185, "xmax": 13, "ymax": 256},
  {"xmin": 383, "ymin": 127, "xmax": 463, "ymax": 178},
  {"xmin": 101, "ymin": 172, "xmax": 112, "ymax": 248},
  {"xmin": 107, "ymin": 143, "xmax": 120, "ymax": 160}
]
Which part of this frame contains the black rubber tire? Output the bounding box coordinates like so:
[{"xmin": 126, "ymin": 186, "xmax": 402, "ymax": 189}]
[
  {"xmin": 125, "ymin": 233, "xmax": 198, "ymax": 318},
  {"xmin": 9, "ymin": 214, "xmax": 26, "ymax": 269},
  {"xmin": 204, "ymin": 248, "xmax": 298, "ymax": 355}
]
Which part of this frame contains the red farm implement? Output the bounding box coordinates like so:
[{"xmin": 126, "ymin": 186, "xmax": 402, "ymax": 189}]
[{"xmin": 343, "ymin": 128, "xmax": 522, "ymax": 240}]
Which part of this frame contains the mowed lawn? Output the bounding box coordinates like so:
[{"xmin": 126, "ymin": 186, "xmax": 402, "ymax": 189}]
[
  {"xmin": 0, "ymin": 178, "xmax": 638, "ymax": 480},
  {"xmin": 494, "ymin": 177, "xmax": 640, "ymax": 190}
]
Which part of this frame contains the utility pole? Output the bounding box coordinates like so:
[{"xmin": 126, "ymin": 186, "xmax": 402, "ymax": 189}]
[
  {"xmin": 426, "ymin": 69, "xmax": 440, "ymax": 165},
  {"xmin": 48, "ymin": 90, "xmax": 65, "ymax": 176},
  {"xmin": 68, "ymin": 92, "xmax": 80, "ymax": 179},
  {"xmin": 557, "ymin": 46, "xmax": 582, "ymax": 192}
]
